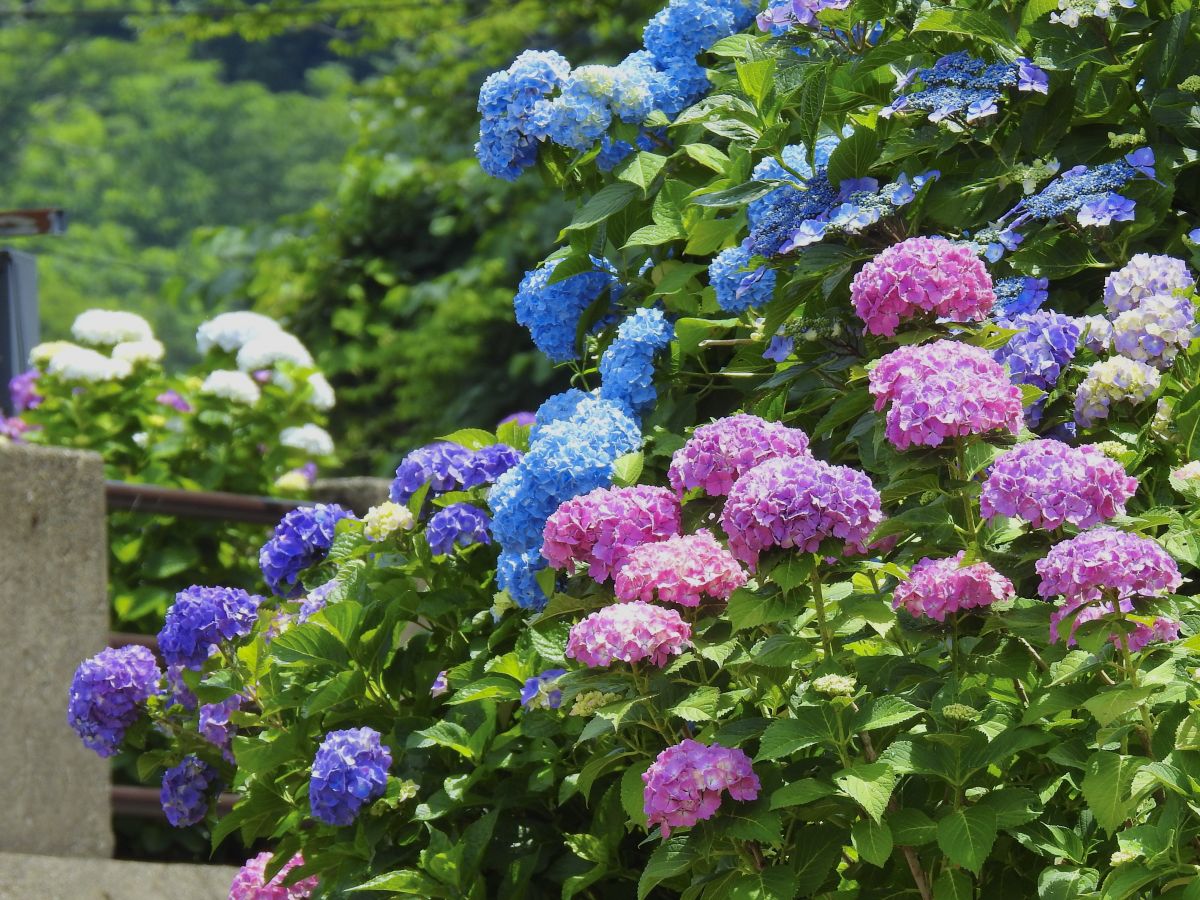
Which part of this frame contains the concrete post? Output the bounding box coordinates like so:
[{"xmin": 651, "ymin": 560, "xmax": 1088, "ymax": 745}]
[{"xmin": 0, "ymin": 443, "xmax": 112, "ymax": 858}]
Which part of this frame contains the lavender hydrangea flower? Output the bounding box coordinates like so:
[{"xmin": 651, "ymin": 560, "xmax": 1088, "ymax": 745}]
[
  {"xmin": 67, "ymin": 645, "xmax": 162, "ymax": 757},
  {"xmin": 995, "ymin": 311, "xmax": 1081, "ymax": 392},
  {"xmin": 390, "ymin": 442, "xmax": 473, "ymax": 505},
  {"xmin": 309, "ymin": 727, "xmax": 392, "ymax": 826},
  {"xmin": 165, "ymin": 664, "xmax": 197, "ymax": 711},
  {"xmin": 425, "ymin": 503, "xmax": 492, "ymax": 555},
  {"xmin": 520, "ymin": 669, "xmax": 567, "ymax": 709},
  {"xmin": 461, "ymin": 444, "xmax": 523, "ymax": 489},
  {"xmin": 668, "ymin": 414, "xmax": 810, "ymax": 497},
  {"xmin": 642, "ymin": 740, "xmax": 759, "ymax": 837},
  {"xmin": 1111, "ymin": 293, "xmax": 1196, "ymax": 369},
  {"xmin": 198, "ymin": 695, "xmax": 242, "ymax": 762},
  {"xmin": 160, "ymin": 755, "xmax": 218, "ymax": 827},
  {"xmin": 763, "ymin": 333, "xmax": 794, "ymax": 362},
  {"xmin": 498, "ymin": 411, "xmax": 536, "ymax": 427},
  {"xmin": 430, "ymin": 671, "xmax": 449, "ymax": 698},
  {"xmin": 514, "ymin": 258, "xmax": 619, "ymax": 363},
  {"xmin": 598, "ymin": 307, "xmax": 674, "ymax": 417},
  {"xmin": 158, "ymin": 586, "xmax": 261, "ymax": 670},
  {"xmin": 9, "ymin": 369, "xmax": 41, "ymax": 412},
  {"xmin": 297, "ymin": 579, "xmax": 338, "ymax": 623},
  {"xmin": 259, "ymin": 504, "xmax": 353, "ymax": 597}
]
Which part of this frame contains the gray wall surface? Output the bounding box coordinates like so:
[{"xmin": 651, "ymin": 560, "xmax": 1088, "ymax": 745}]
[{"xmin": 0, "ymin": 852, "xmax": 235, "ymax": 899}]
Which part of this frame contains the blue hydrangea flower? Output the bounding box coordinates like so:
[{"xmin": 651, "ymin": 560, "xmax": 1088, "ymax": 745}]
[
  {"xmin": 644, "ymin": 0, "xmax": 750, "ymax": 71},
  {"xmin": 310, "ymin": 727, "xmax": 392, "ymax": 827},
  {"xmin": 389, "ymin": 442, "xmax": 473, "ymax": 505},
  {"xmin": 259, "ymin": 504, "xmax": 353, "ymax": 598},
  {"xmin": 1077, "ymin": 192, "xmax": 1136, "ymax": 227},
  {"xmin": 198, "ymin": 696, "xmax": 242, "ymax": 762},
  {"xmin": 881, "ymin": 51, "xmax": 1045, "ymax": 123},
  {"xmin": 496, "ymin": 547, "xmax": 550, "ymax": 610},
  {"xmin": 763, "ymin": 334, "xmax": 795, "ymax": 362},
  {"xmin": 158, "ymin": 586, "xmax": 261, "ymax": 670},
  {"xmin": 298, "ymin": 578, "xmax": 338, "ymax": 624},
  {"xmin": 67, "ymin": 645, "xmax": 162, "ymax": 758},
  {"xmin": 993, "ymin": 276, "xmax": 1049, "ymax": 317},
  {"xmin": 461, "ymin": 444, "xmax": 523, "ymax": 489},
  {"xmin": 514, "ymin": 258, "xmax": 620, "ymax": 362},
  {"xmin": 476, "ymin": 50, "xmax": 571, "ymax": 180},
  {"xmin": 747, "ymin": 139, "xmax": 840, "ymax": 228},
  {"xmin": 598, "ymin": 307, "xmax": 674, "ymax": 417},
  {"xmin": 995, "ymin": 312, "xmax": 1081, "ymax": 393},
  {"xmin": 531, "ymin": 388, "xmax": 590, "ymax": 438},
  {"xmin": 426, "ymin": 503, "xmax": 492, "ymax": 555},
  {"xmin": 709, "ymin": 244, "xmax": 776, "ymax": 312},
  {"xmin": 161, "ymin": 755, "xmax": 218, "ymax": 828},
  {"xmin": 521, "ymin": 669, "xmax": 568, "ymax": 709},
  {"xmin": 1008, "ymin": 150, "xmax": 1154, "ymax": 227}
]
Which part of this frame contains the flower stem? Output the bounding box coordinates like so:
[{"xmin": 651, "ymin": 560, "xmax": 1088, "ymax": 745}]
[{"xmin": 810, "ymin": 554, "xmax": 833, "ymax": 660}]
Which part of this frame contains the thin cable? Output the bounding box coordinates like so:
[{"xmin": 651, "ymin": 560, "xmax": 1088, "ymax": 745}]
[{"xmin": 0, "ymin": 3, "xmax": 437, "ymax": 19}]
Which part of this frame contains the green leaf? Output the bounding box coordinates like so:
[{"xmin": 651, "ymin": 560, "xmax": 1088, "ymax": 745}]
[
  {"xmin": 770, "ymin": 778, "xmax": 835, "ymax": 810},
  {"xmin": 912, "ymin": 7, "xmax": 1013, "ymax": 47},
  {"xmin": 348, "ymin": 869, "xmax": 449, "ymax": 896},
  {"xmin": 794, "ymin": 67, "xmax": 828, "ymax": 155},
  {"xmin": 834, "ymin": 762, "xmax": 896, "ymax": 823},
  {"xmin": 269, "ymin": 623, "xmax": 349, "ymax": 668},
  {"xmin": 852, "ymin": 818, "xmax": 893, "ymax": 867},
  {"xmin": 1173, "ymin": 384, "xmax": 1200, "ymax": 460},
  {"xmin": 1082, "ymin": 752, "xmax": 1146, "ymax": 834},
  {"xmin": 727, "ymin": 588, "xmax": 804, "ymax": 631},
  {"xmin": 682, "ymin": 143, "xmax": 730, "ymax": 173},
  {"xmin": 851, "ymin": 696, "xmax": 922, "ymax": 732},
  {"xmin": 1176, "ymin": 710, "xmax": 1200, "ymax": 750},
  {"xmin": 751, "ymin": 634, "xmax": 810, "ymax": 668},
  {"xmin": 617, "ymin": 152, "xmax": 669, "ymax": 196},
  {"xmin": 1082, "ymin": 685, "xmax": 1156, "ymax": 727},
  {"xmin": 736, "ymin": 58, "xmax": 776, "ymax": 109},
  {"xmin": 670, "ymin": 686, "xmax": 721, "ymax": 722},
  {"xmin": 690, "ymin": 180, "xmax": 779, "ymax": 208},
  {"xmin": 936, "ymin": 807, "xmax": 997, "ymax": 875},
  {"xmin": 756, "ymin": 708, "xmax": 837, "ymax": 761},
  {"xmin": 720, "ymin": 866, "xmax": 797, "ymax": 899},
  {"xmin": 1037, "ymin": 866, "xmax": 1099, "ymax": 900},
  {"xmin": 414, "ymin": 721, "xmax": 476, "ymax": 760},
  {"xmin": 621, "ymin": 763, "xmax": 649, "ymax": 827},
  {"xmin": 791, "ymin": 825, "xmax": 845, "ymax": 895},
  {"xmin": 674, "ymin": 316, "xmax": 739, "ymax": 358},
  {"xmin": 446, "ymin": 675, "xmax": 522, "ymax": 705},
  {"xmin": 613, "ymin": 451, "xmax": 644, "ymax": 487},
  {"xmin": 825, "ymin": 126, "xmax": 877, "ymax": 189},
  {"xmin": 565, "ymin": 182, "xmax": 640, "ymax": 231},
  {"xmin": 638, "ymin": 835, "xmax": 695, "ymax": 900},
  {"xmin": 933, "ymin": 870, "xmax": 974, "ymax": 900},
  {"xmin": 302, "ymin": 668, "xmax": 365, "ymax": 717},
  {"xmin": 624, "ymin": 223, "xmax": 685, "ymax": 248},
  {"xmin": 975, "ymin": 787, "xmax": 1041, "ymax": 830},
  {"xmin": 889, "ymin": 808, "xmax": 937, "ymax": 846},
  {"xmin": 436, "ymin": 428, "xmax": 495, "ymax": 450},
  {"xmin": 723, "ymin": 804, "xmax": 783, "ymax": 845}
]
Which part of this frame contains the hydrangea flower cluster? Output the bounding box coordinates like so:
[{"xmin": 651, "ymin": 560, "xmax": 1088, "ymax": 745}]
[
  {"xmin": 198, "ymin": 695, "xmax": 242, "ymax": 762},
  {"xmin": 309, "ymin": 727, "xmax": 392, "ymax": 827},
  {"xmin": 869, "ymin": 341, "xmax": 1022, "ymax": 449},
  {"xmin": 425, "ymin": 503, "xmax": 492, "ymax": 555},
  {"xmin": 71, "ymin": 309, "xmax": 154, "ymax": 346},
  {"xmin": 196, "ymin": 310, "xmax": 283, "ymax": 355},
  {"xmin": 461, "ymin": 444, "xmax": 523, "ymax": 489},
  {"xmin": 708, "ymin": 244, "xmax": 776, "ymax": 313},
  {"xmin": 112, "ymin": 339, "xmax": 165, "ymax": 364},
  {"xmin": 1049, "ymin": 0, "xmax": 1136, "ymax": 27},
  {"xmin": 67, "ymin": 645, "xmax": 162, "ymax": 757},
  {"xmin": 566, "ymin": 600, "xmax": 692, "ymax": 667},
  {"xmin": 259, "ymin": 504, "xmax": 353, "ymax": 598},
  {"xmin": 298, "ymin": 579, "xmax": 337, "ymax": 624},
  {"xmin": 542, "ymin": 485, "xmax": 681, "ymax": 582},
  {"xmin": 994, "ymin": 311, "xmax": 1081, "ymax": 394},
  {"xmin": 980, "ymin": 440, "xmax": 1138, "ymax": 531},
  {"xmin": 158, "ymin": 586, "xmax": 261, "ymax": 670},
  {"xmin": 363, "ymin": 501, "xmax": 415, "ymax": 541},
  {"xmin": 475, "ymin": 50, "xmax": 571, "ymax": 180},
  {"xmin": 850, "ymin": 237, "xmax": 995, "ymax": 336},
  {"xmin": 9, "ymin": 368, "xmax": 41, "ymax": 412},
  {"xmin": 236, "ymin": 331, "xmax": 314, "ymax": 372},
  {"xmin": 1103, "ymin": 253, "xmax": 1195, "ymax": 314},
  {"xmin": 1110, "ymin": 293, "xmax": 1196, "ymax": 369},
  {"xmin": 613, "ymin": 529, "xmax": 747, "ymax": 606},
  {"xmin": 229, "ymin": 851, "xmax": 318, "ymax": 900},
  {"xmin": 513, "ymin": 258, "xmax": 619, "ymax": 362},
  {"xmin": 1005, "ymin": 149, "xmax": 1155, "ymax": 231},
  {"xmin": 200, "ymin": 369, "xmax": 260, "ymax": 405},
  {"xmin": 1126, "ymin": 617, "xmax": 1182, "ymax": 653},
  {"xmin": 598, "ymin": 307, "xmax": 674, "ymax": 416},
  {"xmin": 756, "ymin": 0, "xmax": 851, "ymax": 33},
  {"xmin": 881, "ymin": 52, "xmax": 1047, "ymax": 123},
  {"xmin": 45, "ymin": 345, "xmax": 133, "ymax": 382},
  {"xmin": 668, "ymin": 413, "xmax": 810, "ymax": 497},
  {"xmin": 721, "ymin": 454, "xmax": 883, "ymax": 568},
  {"xmin": 520, "ymin": 669, "xmax": 567, "ymax": 710},
  {"xmin": 389, "ymin": 442, "xmax": 473, "ymax": 505},
  {"xmin": 642, "ymin": 740, "xmax": 759, "ymax": 837},
  {"xmin": 280, "ymin": 424, "xmax": 335, "ymax": 457},
  {"xmin": 746, "ymin": 138, "xmax": 840, "ymax": 228},
  {"xmin": 892, "ymin": 552, "xmax": 1015, "ymax": 622},
  {"xmin": 1036, "ymin": 526, "xmax": 1182, "ymax": 609},
  {"xmin": 1074, "ymin": 356, "xmax": 1161, "ymax": 427},
  {"xmin": 160, "ymin": 755, "xmax": 218, "ymax": 828}
]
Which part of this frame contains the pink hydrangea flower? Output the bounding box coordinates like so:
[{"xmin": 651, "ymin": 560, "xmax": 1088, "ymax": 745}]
[
  {"xmin": 850, "ymin": 236, "xmax": 995, "ymax": 336},
  {"xmin": 613, "ymin": 530, "xmax": 748, "ymax": 606},
  {"xmin": 642, "ymin": 739, "xmax": 760, "ymax": 837},
  {"xmin": 1036, "ymin": 526, "xmax": 1181, "ymax": 607},
  {"xmin": 542, "ymin": 485, "xmax": 681, "ymax": 582},
  {"xmin": 565, "ymin": 601, "xmax": 691, "ymax": 667},
  {"xmin": 668, "ymin": 413, "xmax": 811, "ymax": 497},
  {"xmin": 869, "ymin": 341, "xmax": 1022, "ymax": 450},
  {"xmin": 229, "ymin": 851, "xmax": 318, "ymax": 899},
  {"xmin": 980, "ymin": 440, "xmax": 1138, "ymax": 531},
  {"xmin": 892, "ymin": 552, "xmax": 1015, "ymax": 622},
  {"xmin": 720, "ymin": 455, "xmax": 883, "ymax": 569},
  {"xmin": 1126, "ymin": 616, "xmax": 1181, "ymax": 652}
]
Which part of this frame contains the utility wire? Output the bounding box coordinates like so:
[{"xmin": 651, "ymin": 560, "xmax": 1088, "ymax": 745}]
[{"xmin": 0, "ymin": 2, "xmax": 437, "ymax": 18}]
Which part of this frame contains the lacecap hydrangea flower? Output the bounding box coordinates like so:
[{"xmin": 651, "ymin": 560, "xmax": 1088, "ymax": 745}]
[
  {"xmin": 668, "ymin": 413, "xmax": 810, "ymax": 497},
  {"xmin": 995, "ymin": 312, "xmax": 1081, "ymax": 393},
  {"xmin": 158, "ymin": 586, "xmax": 261, "ymax": 670},
  {"xmin": 1111, "ymin": 293, "xmax": 1196, "ymax": 369},
  {"xmin": 709, "ymin": 244, "xmax": 776, "ymax": 313},
  {"xmin": 566, "ymin": 600, "xmax": 692, "ymax": 667},
  {"xmin": 980, "ymin": 440, "xmax": 1138, "ymax": 531},
  {"xmin": 542, "ymin": 485, "xmax": 681, "ymax": 582},
  {"xmin": 430, "ymin": 671, "xmax": 449, "ymax": 698},
  {"xmin": 1050, "ymin": 0, "xmax": 1137, "ymax": 28},
  {"xmin": 520, "ymin": 669, "xmax": 567, "ymax": 710},
  {"xmin": 850, "ymin": 236, "xmax": 995, "ymax": 336},
  {"xmin": 160, "ymin": 755, "xmax": 218, "ymax": 828},
  {"xmin": 992, "ymin": 276, "xmax": 1049, "ymax": 318},
  {"xmin": 461, "ymin": 444, "xmax": 523, "ymax": 489},
  {"xmin": 363, "ymin": 501, "xmax": 414, "ymax": 541},
  {"xmin": 67, "ymin": 645, "xmax": 162, "ymax": 757},
  {"xmin": 229, "ymin": 851, "xmax": 318, "ymax": 900},
  {"xmin": 1037, "ymin": 526, "xmax": 1181, "ymax": 608},
  {"xmin": 642, "ymin": 740, "xmax": 759, "ymax": 837},
  {"xmin": 1074, "ymin": 356, "xmax": 1161, "ymax": 427},
  {"xmin": 614, "ymin": 529, "xmax": 747, "ymax": 606},
  {"xmin": 721, "ymin": 454, "xmax": 883, "ymax": 569},
  {"xmin": 881, "ymin": 51, "xmax": 1047, "ymax": 124},
  {"xmin": 893, "ymin": 552, "xmax": 1015, "ymax": 622},
  {"xmin": 309, "ymin": 727, "xmax": 392, "ymax": 826},
  {"xmin": 1103, "ymin": 253, "xmax": 1196, "ymax": 315},
  {"xmin": 1005, "ymin": 149, "xmax": 1154, "ymax": 232},
  {"xmin": 869, "ymin": 341, "xmax": 1022, "ymax": 450},
  {"xmin": 200, "ymin": 370, "xmax": 260, "ymax": 405},
  {"xmin": 196, "ymin": 311, "xmax": 283, "ymax": 355},
  {"xmin": 514, "ymin": 257, "xmax": 619, "ymax": 363},
  {"xmin": 425, "ymin": 503, "xmax": 492, "ymax": 555},
  {"xmin": 259, "ymin": 504, "xmax": 353, "ymax": 598},
  {"xmin": 198, "ymin": 695, "xmax": 242, "ymax": 762},
  {"xmin": 71, "ymin": 309, "xmax": 154, "ymax": 346},
  {"xmin": 390, "ymin": 442, "xmax": 472, "ymax": 505},
  {"xmin": 598, "ymin": 307, "xmax": 674, "ymax": 417}
]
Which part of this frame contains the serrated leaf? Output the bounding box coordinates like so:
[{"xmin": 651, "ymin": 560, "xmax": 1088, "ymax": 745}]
[
  {"xmin": 933, "ymin": 869, "xmax": 973, "ymax": 900},
  {"xmin": 302, "ymin": 668, "xmax": 365, "ymax": 717},
  {"xmin": 852, "ymin": 818, "xmax": 893, "ymax": 867},
  {"xmin": 617, "ymin": 152, "xmax": 669, "ymax": 196},
  {"xmin": 624, "ymin": 223, "xmax": 685, "ymax": 248},
  {"xmin": 348, "ymin": 869, "xmax": 449, "ymax": 896},
  {"xmin": 834, "ymin": 762, "xmax": 896, "ymax": 823},
  {"xmin": 721, "ymin": 866, "xmax": 797, "ymax": 899},
  {"xmin": 912, "ymin": 7, "xmax": 1013, "ymax": 46},
  {"xmin": 936, "ymin": 807, "xmax": 997, "ymax": 875},
  {"xmin": 1082, "ymin": 752, "xmax": 1146, "ymax": 834},
  {"xmin": 756, "ymin": 707, "xmax": 838, "ymax": 760},
  {"xmin": 565, "ymin": 182, "xmax": 640, "ymax": 231},
  {"xmin": 638, "ymin": 835, "xmax": 695, "ymax": 900},
  {"xmin": 613, "ymin": 451, "xmax": 644, "ymax": 487},
  {"xmin": 770, "ymin": 778, "xmax": 835, "ymax": 810},
  {"xmin": 851, "ymin": 696, "xmax": 922, "ymax": 732},
  {"xmin": 682, "ymin": 143, "xmax": 731, "ymax": 173}
]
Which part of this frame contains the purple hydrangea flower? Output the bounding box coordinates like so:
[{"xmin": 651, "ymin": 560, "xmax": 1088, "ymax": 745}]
[
  {"xmin": 67, "ymin": 645, "xmax": 162, "ymax": 757},
  {"xmin": 198, "ymin": 695, "xmax": 242, "ymax": 762},
  {"xmin": 425, "ymin": 503, "xmax": 492, "ymax": 555},
  {"xmin": 668, "ymin": 414, "xmax": 810, "ymax": 497},
  {"xmin": 763, "ymin": 334, "xmax": 794, "ymax": 362},
  {"xmin": 1077, "ymin": 192, "xmax": 1136, "ymax": 227},
  {"xmin": 1037, "ymin": 526, "xmax": 1181, "ymax": 609},
  {"xmin": 390, "ymin": 442, "xmax": 473, "ymax": 505},
  {"xmin": 309, "ymin": 727, "xmax": 392, "ymax": 826},
  {"xmin": 430, "ymin": 670, "xmax": 449, "ymax": 698},
  {"xmin": 155, "ymin": 389, "xmax": 192, "ymax": 413},
  {"xmin": 893, "ymin": 552, "xmax": 1014, "ymax": 622},
  {"xmin": 298, "ymin": 578, "xmax": 338, "ymax": 624},
  {"xmin": 1015, "ymin": 58, "xmax": 1049, "ymax": 93},
  {"xmin": 992, "ymin": 276, "xmax": 1049, "ymax": 318},
  {"xmin": 642, "ymin": 740, "xmax": 759, "ymax": 837},
  {"xmin": 158, "ymin": 586, "xmax": 261, "ymax": 670},
  {"xmin": 259, "ymin": 504, "xmax": 353, "ymax": 598},
  {"xmin": 1103, "ymin": 253, "xmax": 1195, "ymax": 315},
  {"xmin": 498, "ymin": 411, "xmax": 536, "ymax": 427},
  {"xmin": 9, "ymin": 368, "xmax": 41, "ymax": 412},
  {"xmin": 520, "ymin": 669, "xmax": 567, "ymax": 709},
  {"xmin": 161, "ymin": 755, "xmax": 218, "ymax": 828},
  {"xmin": 461, "ymin": 444, "xmax": 523, "ymax": 489},
  {"xmin": 165, "ymin": 664, "xmax": 197, "ymax": 711},
  {"xmin": 995, "ymin": 311, "xmax": 1081, "ymax": 393}
]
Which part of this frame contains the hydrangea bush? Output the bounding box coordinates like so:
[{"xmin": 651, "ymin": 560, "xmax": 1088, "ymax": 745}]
[
  {"xmin": 9, "ymin": 309, "xmax": 337, "ymax": 630},
  {"xmin": 66, "ymin": 1, "xmax": 1200, "ymax": 897}
]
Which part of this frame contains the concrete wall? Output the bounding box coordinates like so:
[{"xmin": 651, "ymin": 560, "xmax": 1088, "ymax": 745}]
[
  {"xmin": 0, "ymin": 852, "xmax": 235, "ymax": 900},
  {"xmin": 0, "ymin": 444, "xmax": 112, "ymax": 858},
  {"xmin": 313, "ymin": 476, "xmax": 391, "ymax": 516}
]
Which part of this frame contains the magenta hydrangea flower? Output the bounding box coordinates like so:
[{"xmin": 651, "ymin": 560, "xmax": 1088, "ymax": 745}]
[
  {"xmin": 869, "ymin": 341, "xmax": 1022, "ymax": 450},
  {"xmin": 229, "ymin": 851, "xmax": 319, "ymax": 899},
  {"xmin": 613, "ymin": 529, "xmax": 748, "ymax": 606},
  {"xmin": 668, "ymin": 413, "xmax": 811, "ymax": 497},
  {"xmin": 850, "ymin": 236, "xmax": 995, "ymax": 336},
  {"xmin": 1126, "ymin": 617, "xmax": 1181, "ymax": 652},
  {"xmin": 720, "ymin": 455, "xmax": 883, "ymax": 569},
  {"xmin": 642, "ymin": 740, "xmax": 760, "ymax": 837},
  {"xmin": 980, "ymin": 440, "xmax": 1138, "ymax": 531},
  {"xmin": 541, "ymin": 485, "xmax": 681, "ymax": 582},
  {"xmin": 892, "ymin": 552, "xmax": 1015, "ymax": 622},
  {"xmin": 565, "ymin": 601, "xmax": 691, "ymax": 667}
]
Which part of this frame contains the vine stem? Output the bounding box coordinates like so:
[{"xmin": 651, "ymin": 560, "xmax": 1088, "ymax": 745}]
[{"xmin": 810, "ymin": 554, "xmax": 833, "ymax": 660}]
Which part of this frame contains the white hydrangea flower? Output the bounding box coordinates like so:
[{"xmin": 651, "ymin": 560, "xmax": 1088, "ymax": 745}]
[
  {"xmin": 196, "ymin": 311, "xmax": 283, "ymax": 355},
  {"xmin": 30, "ymin": 340, "xmax": 81, "ymax": 366},
  {"xmin": 363, "ymin": 501, "xmax": 414, "ymax": 541},
  {"xmin": 132, "ymin": 431, "xmax": 150, "ymax": 448},
  {"xmin": 46, "ymin": 345, "xmax": 133, "ymax": 382},
  {"xmin": 281, "ymin": 423, "xmax": 334, "ymax": 457},
  {"xmin": 71, "ymin": 309, "xmax": 154, "ymax": 346},
  {"xmin": 305, "ymin": 372, "xmax": 336, "ymax": 411},
  {"xmin": 112, "ymin": 339, "xmax": 165, "ymax": 364},
  {"xmin": 236, "ymin": 331, "xmax": 313, "ymax": 371},
  {"xmin": 200, "ymin": 369, "xmax": 261, "ymax": 405}
]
